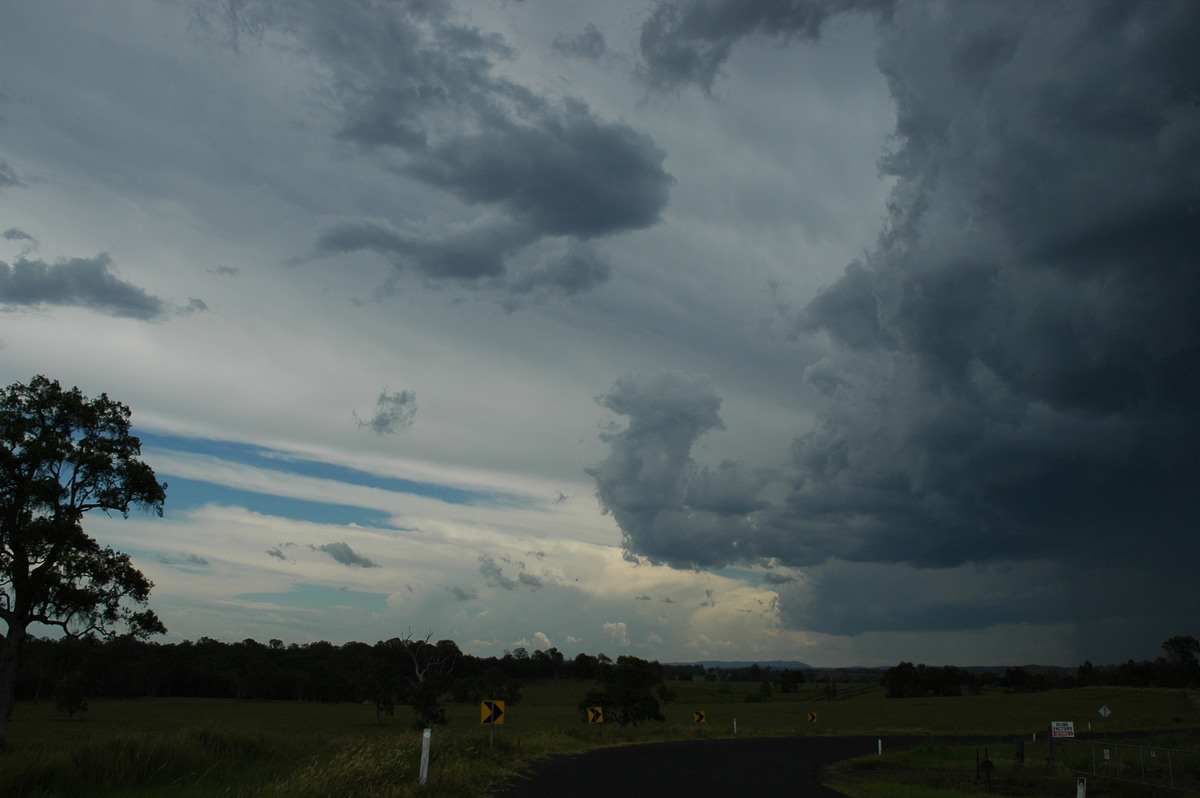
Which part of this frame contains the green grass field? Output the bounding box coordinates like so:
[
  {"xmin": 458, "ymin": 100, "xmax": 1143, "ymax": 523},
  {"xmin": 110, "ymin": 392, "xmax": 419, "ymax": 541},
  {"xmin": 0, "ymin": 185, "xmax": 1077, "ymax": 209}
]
[{"xmin": 2, "ymin": 683, "xmax": 1197, "ymax": 797}]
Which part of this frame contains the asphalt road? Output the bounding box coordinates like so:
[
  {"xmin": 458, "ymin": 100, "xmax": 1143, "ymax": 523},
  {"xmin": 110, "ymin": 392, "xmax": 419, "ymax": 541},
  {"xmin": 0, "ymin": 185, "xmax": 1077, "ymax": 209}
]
[{"xmin": 491, "ymin": 735, "xmax": 918, "ymax": 798}]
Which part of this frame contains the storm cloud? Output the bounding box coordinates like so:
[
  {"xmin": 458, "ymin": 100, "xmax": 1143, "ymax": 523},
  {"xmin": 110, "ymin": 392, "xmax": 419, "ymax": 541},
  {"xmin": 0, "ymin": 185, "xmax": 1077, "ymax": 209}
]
[
  {"xmin": 596, "ymin": 0, "xmax": 1200, "ymax": 643},
  {"xmin": 200, "ymin": 0, "xmax": 672, "ymax": 296},
  {"xmin": 588, "ymin": 372, "xmax": 767, "ymax": 569},
  {"xmin": 785, "ymin": 0, "xmax": 1200, "ymax": 567},
  {"xmin": 638, "ymin": 0, "xmax": 893, "ymax": 91},
  {"xmin": 0, "ymin": 254, "xmax": 166, "ymax": 319}
]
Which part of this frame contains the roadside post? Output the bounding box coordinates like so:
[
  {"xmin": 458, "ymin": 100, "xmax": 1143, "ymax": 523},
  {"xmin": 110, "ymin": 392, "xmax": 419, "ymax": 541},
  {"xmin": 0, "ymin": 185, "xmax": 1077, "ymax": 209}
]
[{"xmin": 419, "ymin": 728, "xmax": 431, "ymax": 785}]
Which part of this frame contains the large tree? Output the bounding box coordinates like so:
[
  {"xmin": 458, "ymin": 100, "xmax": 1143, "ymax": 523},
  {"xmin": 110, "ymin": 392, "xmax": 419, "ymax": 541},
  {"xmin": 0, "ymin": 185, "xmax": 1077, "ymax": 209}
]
[
  {"xmin": 0, "ymin": 375, "xmax": 166, "ymax": 746},
  {"xmin": 577, "ymin": 655, "xmax": 666, "ymax": 727}
]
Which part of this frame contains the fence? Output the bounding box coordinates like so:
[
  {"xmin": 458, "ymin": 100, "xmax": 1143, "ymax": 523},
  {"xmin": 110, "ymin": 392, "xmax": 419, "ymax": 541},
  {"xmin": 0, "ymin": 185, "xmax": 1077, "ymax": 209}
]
[{"xmin": 1059, "ymin": 739, "xmax": 1200, "ymax": 794}]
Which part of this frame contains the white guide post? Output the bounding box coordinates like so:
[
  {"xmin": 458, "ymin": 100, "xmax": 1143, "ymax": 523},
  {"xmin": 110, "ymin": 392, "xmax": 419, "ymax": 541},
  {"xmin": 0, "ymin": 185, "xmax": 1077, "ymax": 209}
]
[{"xmin": 420, "ymin": 728, "xmax": 431, "ymax": 785}]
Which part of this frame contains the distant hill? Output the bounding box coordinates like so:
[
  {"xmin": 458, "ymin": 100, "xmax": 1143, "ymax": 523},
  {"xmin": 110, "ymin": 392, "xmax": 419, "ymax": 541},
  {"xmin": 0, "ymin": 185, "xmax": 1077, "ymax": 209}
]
[
  {"xmin": 667, "ymin": 661, "xmax": 1083, "ymax": 676},
  {"xmin": 666, "ymin": 660, "xmax": 813, "ymax": 670}
]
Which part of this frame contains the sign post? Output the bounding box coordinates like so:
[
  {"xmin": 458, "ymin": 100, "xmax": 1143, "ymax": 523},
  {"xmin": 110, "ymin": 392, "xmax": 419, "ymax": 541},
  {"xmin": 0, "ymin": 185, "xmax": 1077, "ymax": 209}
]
[
  {"xmin": 587, "ymin": 706, "xmax": 603, "ymax": 738},
  {"xmin": 1051, "ymin": 721, "xmax": 1075, "ymax": 738},
  {"xmin": 1049, "ymin": 721, "xmax": 1074, "ymax": 763},
  {"xmin": 481, "ymin": 700, "xmax": 505, "ymax": 747}
]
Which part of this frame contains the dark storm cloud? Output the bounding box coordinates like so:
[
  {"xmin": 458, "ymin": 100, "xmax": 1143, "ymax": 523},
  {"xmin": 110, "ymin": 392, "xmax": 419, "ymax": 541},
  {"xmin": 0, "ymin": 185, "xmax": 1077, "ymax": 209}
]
[
  {"xmin": 599, "ymin": 0, "xmax": 1200, "ymax": 642},
  {"xmin": 783, "ymin": 0, "xmax": 1200, "ymax": 570},
  {"xmin": 0, "ymin": 254, "xmax": 166, "ymax": 319},
  {"xmin": 587, "ymin": 373, "xmax": 763, "ymax": 569},
  {"xmin": 316, "ymin": 217, "xmax": 527, "ymax": 282},
  {"xmin": 314, "ymin": 541, "xmax": 378, "ymax": 568},
  {"xmin": 355, "ymin": 389, "xmax": 417, "ymax": 436},
  {"xmin": 405, "ymin": 99, "xmax": 671, "ymax": 239},
  {"xmin": 505, "ymin": 240, "xmax": 612, "ymax": 301},
  {"xmin": 775, "ymin": 561, "xmax": 1072, "ymax": 636},
  {"xmin": 638, "ymin": 0, "xmax": 892, "ymax": 91},
  {"xmin": 203, "ymin": 0, "xmax": 671, "ymax": 295}
]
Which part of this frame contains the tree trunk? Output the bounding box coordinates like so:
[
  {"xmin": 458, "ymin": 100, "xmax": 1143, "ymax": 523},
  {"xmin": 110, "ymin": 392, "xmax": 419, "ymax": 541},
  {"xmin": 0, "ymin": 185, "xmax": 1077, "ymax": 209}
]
[{"xmin": 0, "ymin": 626, "xmax": 27, "ymax": 748}]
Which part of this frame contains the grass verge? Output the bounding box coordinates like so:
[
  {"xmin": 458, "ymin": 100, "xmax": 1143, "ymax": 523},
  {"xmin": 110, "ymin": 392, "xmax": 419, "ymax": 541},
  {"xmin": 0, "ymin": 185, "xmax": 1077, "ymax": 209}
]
[{"xmin": 1, "ymin": 686, "xmax": 1195, "ymax": 797}]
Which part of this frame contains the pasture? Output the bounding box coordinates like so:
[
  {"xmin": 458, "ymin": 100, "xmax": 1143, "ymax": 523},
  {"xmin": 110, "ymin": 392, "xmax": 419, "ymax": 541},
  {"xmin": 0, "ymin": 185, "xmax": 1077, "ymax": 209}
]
[{"xmin": 2, "ymin": 681, "xmax": 1196, "ymax": 797}]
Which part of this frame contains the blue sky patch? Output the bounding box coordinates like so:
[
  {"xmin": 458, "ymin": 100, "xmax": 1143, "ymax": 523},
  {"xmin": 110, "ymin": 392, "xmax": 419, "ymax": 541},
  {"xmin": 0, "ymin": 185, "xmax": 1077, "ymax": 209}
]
[
  {"xmin": 137, "ymin": 430, "xmax": 529, "ymax": 509},
  {"xmin": 161, "ymin": 477, "xmax": 394, "ymax": 527}
]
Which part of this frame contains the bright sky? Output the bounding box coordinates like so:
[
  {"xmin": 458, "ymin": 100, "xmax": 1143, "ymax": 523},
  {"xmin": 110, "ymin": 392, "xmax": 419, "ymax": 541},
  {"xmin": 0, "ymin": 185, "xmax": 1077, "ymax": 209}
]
[{"xmin": 2, "ymin": 0, "xmax": 1197, "ymax": 668}]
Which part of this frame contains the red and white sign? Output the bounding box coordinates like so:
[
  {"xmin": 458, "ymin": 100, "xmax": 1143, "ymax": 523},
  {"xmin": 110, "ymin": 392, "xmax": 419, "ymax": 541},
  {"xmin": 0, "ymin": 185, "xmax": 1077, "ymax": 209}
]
[{"xmin": 1051, "ymin": 721, "xmax": 1075, "ymax": 738}]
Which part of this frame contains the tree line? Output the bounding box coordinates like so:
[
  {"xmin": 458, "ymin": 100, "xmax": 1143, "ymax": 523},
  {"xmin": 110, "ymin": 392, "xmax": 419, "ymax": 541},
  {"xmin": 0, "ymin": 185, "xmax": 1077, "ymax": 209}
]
[
  {"xmin": 880, "ymin": 635, "xmax": 1200, "ymax": 698},
  {"xmin": 13, "ymin": 633, "xmax": 697, "ymax": 729},
  {"xmin": 14, "ymin": 634, "xmax": 589, "ymax": 704}
]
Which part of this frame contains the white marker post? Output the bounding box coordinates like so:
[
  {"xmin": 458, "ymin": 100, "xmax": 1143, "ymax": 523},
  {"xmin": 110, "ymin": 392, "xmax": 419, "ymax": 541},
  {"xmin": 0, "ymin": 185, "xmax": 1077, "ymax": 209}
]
[{"xmin": 419, "ymin": 728, "xmax": 431, "ymax": 785}]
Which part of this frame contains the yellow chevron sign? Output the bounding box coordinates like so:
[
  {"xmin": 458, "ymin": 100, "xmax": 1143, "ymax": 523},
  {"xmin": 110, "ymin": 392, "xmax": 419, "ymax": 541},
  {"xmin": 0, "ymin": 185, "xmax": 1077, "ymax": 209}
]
[
  {"xmin": 808, "ymin": 711, "xmax": 818, "ymax": 723},
  {"xmin": 480, "ymin": 700, "xmax": 505, "ymax": 725},
  {"xmin": 587, "ymin": 706, "xmax": 604, "ymax": 724},
  {"xmin": 693, "ymin": 710, "xmax": 706, "ymax": 723}
]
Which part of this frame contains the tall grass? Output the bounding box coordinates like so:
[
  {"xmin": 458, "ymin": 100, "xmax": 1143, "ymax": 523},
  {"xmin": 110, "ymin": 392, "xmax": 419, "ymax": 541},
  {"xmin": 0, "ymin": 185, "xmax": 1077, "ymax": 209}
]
[{"xmin": 0, "ymin": 726, "xmax": 287, "ymax": 798}]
